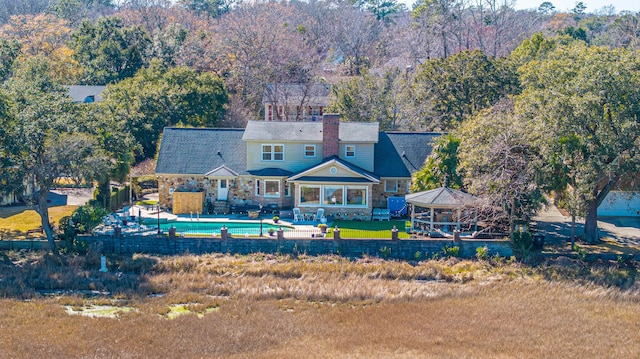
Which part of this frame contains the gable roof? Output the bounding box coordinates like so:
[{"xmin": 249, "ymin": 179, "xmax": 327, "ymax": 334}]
[
  {"xmin": 406, "ymin": 187, "xmax": 478, "ymax": 208},
  {"xmin": 156, "ymin": 128, "xmax": 247, "ymax": 175},
  {"xmin": 288, "ymin": 156, "xmax": 379, "ymax": 183},
  {"xmin": 66, "ymin": 85, "xmax": 106, "ymax": 103},
  {"xmin": 374, "ymin": 132, "xmax": 440, "ymax": 178},
  {"xmin": 242, "ymin": 121, "xmax": 379, "ymax": 143},
  {"xmin": 262, "ymin": 83, "xmax": 331, "ymax": 106},
  {"xmin": 205, "ymin": 165, "xmax": 238, "ymax": 177}
]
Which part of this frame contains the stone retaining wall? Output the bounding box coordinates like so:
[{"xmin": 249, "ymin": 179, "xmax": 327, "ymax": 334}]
[{"xmin": 82, "ymin": 233, "xmax": 513, "ymax": 260}]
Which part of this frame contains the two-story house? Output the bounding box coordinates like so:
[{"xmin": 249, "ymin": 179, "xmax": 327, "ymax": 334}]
[
  {"xmin": 262, "ymin": 83, "xmax": 330, "ymax": 122},
  {"xmin": 155, "ymin": 114, "xmax": 439, "ymax": 220}
]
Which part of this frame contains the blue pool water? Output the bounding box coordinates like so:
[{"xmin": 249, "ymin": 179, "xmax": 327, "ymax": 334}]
[{"xmin": 158, "ymin": 220, "xmax": 292, "ymax": 236}]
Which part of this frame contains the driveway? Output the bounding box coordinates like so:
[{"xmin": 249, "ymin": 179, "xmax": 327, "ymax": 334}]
[
  {"xmin": 50, "ymin": 188, "xmax": 94, "ymax": 206},
  {"xmin": 531, "ymin": 203, "xmax": 640, "ymax": 246}
]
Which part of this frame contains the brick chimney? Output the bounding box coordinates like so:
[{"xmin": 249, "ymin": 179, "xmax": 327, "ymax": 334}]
[{"xmin": 322, "ymin": 113, "xmax": 340, "ymax": 158}]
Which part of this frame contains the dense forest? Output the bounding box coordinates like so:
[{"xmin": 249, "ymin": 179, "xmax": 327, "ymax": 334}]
[
  {"xmin": 0, "ymin": 0, "xmax": 638, "ymax": 250},
  {"xmin": 0, "ymin": 0, "xmax": 638, "ymax": 128}
]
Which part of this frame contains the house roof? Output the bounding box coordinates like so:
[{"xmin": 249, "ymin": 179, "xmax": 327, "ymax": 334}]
[
  {"xmin": 156, "ymin": 128, "xmax": 247, "ymax": 175},
  {"xmin": 66, "ymin": 85, "xmax": 106, "ymax": 103},
  {"xmin": 205, "ymin": 165, "xmax": 239, "ymax": 177},
  {"xmin": 405, "ymin": 186, "xmax": 478, "ymax": 209},
  {"xmin": 248, "ymin": 168, "xmax": 293, "ymax": 177},
  {"xmin": 155, "ymin": 127, "xmax": 441, "ymax": 180},
  {"xmin": 242, "ymin": 121, "xmax": 379, "ymax": 143},
  {"xmin": 374, "ymin": 132, "xmax": 440, "ymax": 178},
  {"xmin": 288, "ymin": 156, "xmax": 380, "ymax": 183},
  {"xmin": 291, "ymin": 176, "xmax": 378, "ymax": 183},
  {"xmin": 262, "ymin": 83, "xmax": 331, "ymax": 106}
]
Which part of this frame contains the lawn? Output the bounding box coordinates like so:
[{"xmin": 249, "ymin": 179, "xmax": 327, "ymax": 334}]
[
  {"xmin": 330, "ymin": 219, "xmax": 410, "ymax": 239},
  {"xmin": 0, "ymin": 205, "xmax": 77, "ymax": 238}
]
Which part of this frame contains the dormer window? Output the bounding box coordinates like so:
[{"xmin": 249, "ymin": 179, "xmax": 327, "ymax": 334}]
[
  {"xmin": 262, "ymin": 144, "xmax": 284, "ymax": 161},
  {"xmin": 345, "ymin": 145, "xmax": 356, "ymax": 158}
]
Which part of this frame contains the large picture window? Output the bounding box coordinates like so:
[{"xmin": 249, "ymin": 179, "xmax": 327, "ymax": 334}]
[
  {"xmin": 265, "ymin": 180, "xmax": 280, "ymax": 197},
  {"xmin": 262, "ymin": 144, "xmax": 284, "ymax": 161},
  {"xmin": 300, "ymin": 185, "xmax": 321, "ymax": 205},
  {"xmin": 324, "ymin": 186, "xmax": 344, "ymax": 206},
  {"xmin": 346, "ymin": 187, "xmax": 366, "ymax": 206},
  {"xmin": 298, "ymin": 185, "xmax": 367, "ymax": 207}
]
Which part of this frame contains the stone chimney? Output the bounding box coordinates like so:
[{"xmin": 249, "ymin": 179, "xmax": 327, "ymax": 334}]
[{"xmin": 322, "ymin": 113, "xmax": 340, "ymax": 158}]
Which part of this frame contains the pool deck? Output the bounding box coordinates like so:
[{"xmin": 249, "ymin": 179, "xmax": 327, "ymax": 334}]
[{"xmin": 124, "ymin": 205, "xmax": 321, "ymax": 231}]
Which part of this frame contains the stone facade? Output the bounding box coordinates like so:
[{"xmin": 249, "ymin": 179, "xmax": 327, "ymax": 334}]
[
  {"xmin": 371, "ymin": 180, "xmax": 410, "ymax": 209},
  {"xmin": 158, "ymin": 175, "xmax": 295, "ymax": 213}
]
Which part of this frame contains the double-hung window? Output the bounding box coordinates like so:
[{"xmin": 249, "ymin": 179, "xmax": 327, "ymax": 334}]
[
  {"xmin": 385, "ymin": 180, "xmax": 398, "ymax": 192},
  {"xmin": 345, "ymin": 145, "xmax": 356, "ymax": 158},
  {"xmin": 262, "ymin": 144, "xmax": 284, "ymax": 161},
  {"xmin": 265, "ymin": 180, "xmax": 280, "ymax": 197},
  {"xmin": 304, "ymin": 145, "xmax": 316, "ymax": 158}
]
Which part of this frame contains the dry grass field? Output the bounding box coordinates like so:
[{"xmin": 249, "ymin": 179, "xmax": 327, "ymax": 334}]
[{"xmin": 0, "ymin": 251, "xmax": 639, "ymax": 358}]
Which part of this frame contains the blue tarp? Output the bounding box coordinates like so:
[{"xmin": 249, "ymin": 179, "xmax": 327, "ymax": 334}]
[{"xmin": 387, "ymin": 197, "xmax": 407, "ymax": 217}]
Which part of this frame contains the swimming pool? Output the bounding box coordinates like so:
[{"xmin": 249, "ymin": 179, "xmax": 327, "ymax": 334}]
[{"xmin": 158, "ymin": 220, "xmax": 293, "ymax": 236}]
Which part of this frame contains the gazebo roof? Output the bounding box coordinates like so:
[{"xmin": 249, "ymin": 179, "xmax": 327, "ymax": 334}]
[{"xmin": 405, "ymin": 187, "xmax": 477, "ymax": 209}]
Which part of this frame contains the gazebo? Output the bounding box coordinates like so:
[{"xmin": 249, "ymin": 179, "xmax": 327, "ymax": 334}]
[{"xmin": 405, "ymin": 186, "xmax": 478, "ymax": 235}]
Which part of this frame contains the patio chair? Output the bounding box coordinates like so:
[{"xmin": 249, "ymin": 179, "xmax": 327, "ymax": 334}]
[
  {"xmin": 315, "ymin": 208, "xmax": 325, "ymax": 222},
  {"xmin": 380, "ymin": 209, "xmax": 391, "ymax": 221},
  {"xmin": 372, "ymin": 208, "xmax": 382, "ymax": 221},
  {"xmin": 293, "ymin": 208, "xmax": 302, "ymax": 222}
]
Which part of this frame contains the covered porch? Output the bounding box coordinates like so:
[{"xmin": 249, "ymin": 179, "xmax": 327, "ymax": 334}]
[{"xmin": 406, "ymin": 186, "xmax": 478, "ymax": 236}]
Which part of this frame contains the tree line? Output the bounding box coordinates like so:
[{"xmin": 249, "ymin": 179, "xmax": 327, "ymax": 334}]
[{"xmin": 0, "ymin": 0, "xmax": 639, "ymax": 251}]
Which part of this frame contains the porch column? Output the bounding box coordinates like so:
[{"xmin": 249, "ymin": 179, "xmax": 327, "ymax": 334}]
[
  {"xmin": 430, "ymin": 207, "xmax": 434, "ymax": 231},
  {"xmin": 410, "ymin": 204, "xmax": 415, "ymax": 231},
  {"xmin": 456, "ymin": 208, "xmax": 461, "ymax": 230}
]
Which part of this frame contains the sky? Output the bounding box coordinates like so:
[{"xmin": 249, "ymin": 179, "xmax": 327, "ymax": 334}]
[
  {"xmin": 400, "ymin": 0, "xmax": 640, "ymax": 13},
  {"xmin": 511, "ymin": 0, "xmax": 640, "ymax": 12}
]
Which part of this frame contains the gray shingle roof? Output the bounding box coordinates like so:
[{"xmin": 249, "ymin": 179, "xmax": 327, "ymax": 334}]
[
  {"xmin": 374, "ymin": 132, "xmax": 441, "ymax": 178},
  {"xmin": 156, "ymin": 128, "xmax": 247, "ymax": 175},
  {"xmin": 288, "ymin": 156, "xmax": 379, "ymax": 183},
  {"xmin": 406, "ymin": 187, "xmax": 478, "ymax": 208},
  {"xmin": 292, "ymin": 176, "xmax": 378, "ymax": 183},
  {"xmin": 242, "ymin": 121, "xmax": 379, "ymax": 142},
  {"xmin": 248, "ymin": 168, "xmax": 293, "ymax": 177}
]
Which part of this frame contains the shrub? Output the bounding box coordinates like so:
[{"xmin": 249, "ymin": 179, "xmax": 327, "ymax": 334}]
[
  {"xmin": 511, "ymin": 231, "xmax": 533, "ymax": 261},
  {"xmin": 442, "ymin": 245, "xmax": 460, "ymax": 257},
  {"xmin": 58, "ymin": 205, "xmax": 108, "ymax": 254},
  {"xmin": 379, "ymin": 246, "xmax": 392, "ymax": 258},
  {"xmin": 573, "ymin": 244, "xmax": 587, "ymax": 261},
  {"xmin": 475, "ymin": 246, "xmax": 489, "ymax": 261}
]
